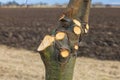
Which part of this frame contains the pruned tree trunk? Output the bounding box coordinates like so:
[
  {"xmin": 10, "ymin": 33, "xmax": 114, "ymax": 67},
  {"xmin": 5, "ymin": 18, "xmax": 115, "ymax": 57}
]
[{"xmin": 37, "ymin": 0, "xmax": 91, "ymax": 80}]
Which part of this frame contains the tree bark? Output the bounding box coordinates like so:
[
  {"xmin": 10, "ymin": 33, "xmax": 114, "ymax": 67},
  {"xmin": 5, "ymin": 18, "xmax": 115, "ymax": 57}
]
[
  {"xmin": 37, "ymin": 0, "xmax": 91, "ymax": 80},
  {"xmin": 64, "ymin": 0, "xmax": 91, "ymax": 23}
]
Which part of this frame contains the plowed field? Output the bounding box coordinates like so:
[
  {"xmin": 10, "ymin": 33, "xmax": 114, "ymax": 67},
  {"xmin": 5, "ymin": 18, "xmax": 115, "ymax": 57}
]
[{"xmin": 0, "ymin": 8, "xmax": 120, "ymax": 60}]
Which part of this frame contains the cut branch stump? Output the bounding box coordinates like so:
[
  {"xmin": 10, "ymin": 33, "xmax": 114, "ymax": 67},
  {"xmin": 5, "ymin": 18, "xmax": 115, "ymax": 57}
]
[{"xmin": 37, "ymin": 0, "xmax": 91, "ymax": 80}]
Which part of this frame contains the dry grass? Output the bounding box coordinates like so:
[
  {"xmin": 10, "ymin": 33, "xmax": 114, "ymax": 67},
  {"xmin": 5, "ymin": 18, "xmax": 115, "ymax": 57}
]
[{"xmin": 0, "ymin": 45, "xmax": 120, "ymax": 80}]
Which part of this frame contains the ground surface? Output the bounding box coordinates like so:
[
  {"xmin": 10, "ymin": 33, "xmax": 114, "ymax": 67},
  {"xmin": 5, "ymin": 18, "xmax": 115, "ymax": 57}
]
[
  {"xmin": 0, "ymin": 8, "xmax": 119, "ymax": 60},
  {"xmin": 0, "ymin": 45, "xmax": 120, "ymax": 80},
  {"xmin": 0, "ymin": 8, "xmax": 120, "ymax": 80}
]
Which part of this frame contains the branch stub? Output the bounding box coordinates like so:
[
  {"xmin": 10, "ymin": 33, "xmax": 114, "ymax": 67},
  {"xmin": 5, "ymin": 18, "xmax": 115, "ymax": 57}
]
[{"xmin": 37, "ymin": 35, "xmax": 54, "ymax": 51}]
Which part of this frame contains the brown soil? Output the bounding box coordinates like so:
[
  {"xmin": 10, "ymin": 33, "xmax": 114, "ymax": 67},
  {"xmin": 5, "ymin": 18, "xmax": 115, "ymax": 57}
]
[{"xmin": 0, "ymin": 8, "xmax": 120, "ymax": 60}]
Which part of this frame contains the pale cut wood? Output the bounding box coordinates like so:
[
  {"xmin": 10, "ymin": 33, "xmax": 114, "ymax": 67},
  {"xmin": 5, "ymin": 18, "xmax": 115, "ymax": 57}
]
[
  {"xmin": 59, "ymin": 14, "xmax": 65, "ymax": 21},
  {"xmin": 37, "ymin": 35, "xmax": 54, "ymax": 51},
  {"xmin": 73, "ymin": 19, "xmax": 81, "ymax": 26},
  {"xmin": 86, "ymin": 24, "xmax": 89, "ymax": 30},
  {"xmin": 73, "ymin": 26, "xmax": 81, "ymax": 35},
  {"xmin": 74, "ymin": 44, "xmax": 79, "ymax": 50},
  {"xmin": 55, "ymin": 32, "xmax": 66, "ymax": 40},
  {"xmin": 84, "ymin": 24, "xmax": 89, "ymax": 33},
  {"xmin": 60, "ymin": 49, "xmax": 69, "ymax": 58},
  {"xmin": 85, "ymin": 29, "xmax": 88, "ymax": 33}
]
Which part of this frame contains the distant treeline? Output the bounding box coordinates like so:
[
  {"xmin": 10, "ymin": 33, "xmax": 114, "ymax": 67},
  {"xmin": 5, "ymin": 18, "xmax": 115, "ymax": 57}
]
[
  {"xmin": 0, "ymin": 1, "xmax": 119, "ymax": 8},
  {"xmin": 0, "ymin": 1, "xmax": 49, "ymax": 6},
  {"xmin": 0, "ymin": 1, "xmax": 67, "ymax": 6}
]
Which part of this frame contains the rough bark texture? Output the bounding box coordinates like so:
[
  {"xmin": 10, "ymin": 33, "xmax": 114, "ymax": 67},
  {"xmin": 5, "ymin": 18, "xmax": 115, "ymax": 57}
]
[
  {"xmin": 38, "ymin": 0, "xmax": 91, "ymax": 80},
  {"xmin": 65, "ymin": 0, "xmax": 91, "ymax": 22}
]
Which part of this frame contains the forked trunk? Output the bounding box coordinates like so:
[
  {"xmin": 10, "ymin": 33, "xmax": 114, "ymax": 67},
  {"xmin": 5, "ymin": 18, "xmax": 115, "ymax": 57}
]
[{"xmin": 37, "ymin": 0, "xmax": 91, "ymax": 80}]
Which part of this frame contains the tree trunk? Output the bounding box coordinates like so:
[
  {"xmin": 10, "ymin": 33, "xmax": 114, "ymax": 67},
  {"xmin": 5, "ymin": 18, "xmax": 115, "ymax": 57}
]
[{"xmin": 37, "ymin": 0, "xmax": 91, "ymax": 80}]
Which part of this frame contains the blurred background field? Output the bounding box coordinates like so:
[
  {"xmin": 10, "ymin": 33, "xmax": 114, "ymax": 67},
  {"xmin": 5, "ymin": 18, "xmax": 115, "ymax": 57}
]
[
  {"xmin": 0, "ymin": 8, "xmax": 119, "ymax": 60},
  {"xmin": 0, "ymin": 45, "xmax": 120, "ymax": 80},
  {"xmin": 0, "ymin": 1, "xmax": 120, "ymax": 79}
]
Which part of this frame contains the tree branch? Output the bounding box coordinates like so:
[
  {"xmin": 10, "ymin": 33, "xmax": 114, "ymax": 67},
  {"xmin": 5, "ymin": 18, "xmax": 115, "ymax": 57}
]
[{"xmin": 64, "ymin": 0, "xmax": 91, "ymax": 23}]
